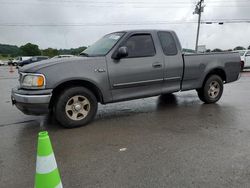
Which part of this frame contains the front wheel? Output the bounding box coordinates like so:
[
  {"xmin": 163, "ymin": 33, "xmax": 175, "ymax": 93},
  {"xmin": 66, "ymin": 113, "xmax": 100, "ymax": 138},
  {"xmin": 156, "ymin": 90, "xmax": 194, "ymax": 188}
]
[
  {"xmin": 197, "ymin": 75, "xmax": 224, "ymax": 104},
  {"xmin": 54, "ymin": 87, "xmax": 98, "ymax": 128}
]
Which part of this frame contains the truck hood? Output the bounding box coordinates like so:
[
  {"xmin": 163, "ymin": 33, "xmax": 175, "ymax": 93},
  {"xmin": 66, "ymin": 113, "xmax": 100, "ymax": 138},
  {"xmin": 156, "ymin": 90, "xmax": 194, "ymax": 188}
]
[{"xmin": 19, "ymin": 56, "xmax": 102, "ymax": 73}]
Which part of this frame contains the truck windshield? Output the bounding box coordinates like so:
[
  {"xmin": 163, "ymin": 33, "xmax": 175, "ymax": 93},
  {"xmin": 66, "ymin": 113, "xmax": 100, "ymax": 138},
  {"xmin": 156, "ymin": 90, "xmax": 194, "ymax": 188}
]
[{"xmin": 81, "ymin": 32, "xmax": 125, "ymax": 57}]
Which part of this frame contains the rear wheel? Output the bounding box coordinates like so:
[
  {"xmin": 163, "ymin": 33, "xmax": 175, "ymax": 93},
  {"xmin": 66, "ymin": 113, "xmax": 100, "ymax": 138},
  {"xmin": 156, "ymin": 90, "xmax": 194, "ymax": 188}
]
[
  {"xmin": 54, "ymin": 87, "xmax": 98, "ymax": 128},
  {"xmin": 197, "ymin": 75, "xmax": 223, "ymax": 104}
]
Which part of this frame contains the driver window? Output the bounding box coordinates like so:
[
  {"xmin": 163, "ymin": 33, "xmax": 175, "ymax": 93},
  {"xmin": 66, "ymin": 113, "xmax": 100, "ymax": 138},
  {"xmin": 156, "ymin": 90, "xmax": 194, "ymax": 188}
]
[{"xmin": 123, "ymin": 34, "xmax": 156, "ymax": 58}]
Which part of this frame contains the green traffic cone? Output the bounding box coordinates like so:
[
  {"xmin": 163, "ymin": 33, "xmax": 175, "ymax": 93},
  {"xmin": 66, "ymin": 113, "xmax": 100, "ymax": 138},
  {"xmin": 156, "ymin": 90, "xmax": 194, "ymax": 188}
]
[{"xmin": 35, "ymin": 131, "xmax": 63, "ymax": 188}]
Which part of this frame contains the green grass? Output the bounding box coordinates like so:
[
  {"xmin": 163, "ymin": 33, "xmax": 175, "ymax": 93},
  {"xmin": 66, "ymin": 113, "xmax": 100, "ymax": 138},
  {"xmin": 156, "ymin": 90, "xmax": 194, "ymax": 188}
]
[{"xmin": 0, "ymin": 55, "xmax": 12, "ymax": 61}]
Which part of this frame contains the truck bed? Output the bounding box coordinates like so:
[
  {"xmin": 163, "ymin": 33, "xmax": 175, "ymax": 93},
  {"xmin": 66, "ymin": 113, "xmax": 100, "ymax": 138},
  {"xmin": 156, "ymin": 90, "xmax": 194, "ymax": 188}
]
[{"xmin": 182, "ymin": 52, "xmax": 241, "ymax": 91}]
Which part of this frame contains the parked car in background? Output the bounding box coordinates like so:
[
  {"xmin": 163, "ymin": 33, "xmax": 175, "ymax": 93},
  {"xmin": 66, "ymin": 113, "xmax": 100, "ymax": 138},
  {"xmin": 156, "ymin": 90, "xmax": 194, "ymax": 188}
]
[
  {"xmin": 7, "ymin": 59, "xmax": 14, "ymax": 66},
  {"xmin": 52, "ymin": 55, "xmax": 74, "ymax": 59},
  {"xmin": 236, "ymin": 50, "xmax": 250, "ymax": 70},
  {"xmin": 0, "ymin": 60, "xmax": 4, "ymax": 66},
  {"xmin": 8, "ymin": 56, "xmax": 32, "ymax": 66},
  {"xmin": 17, "ymin": 56, "xmax": 49, "ymax": 67}
]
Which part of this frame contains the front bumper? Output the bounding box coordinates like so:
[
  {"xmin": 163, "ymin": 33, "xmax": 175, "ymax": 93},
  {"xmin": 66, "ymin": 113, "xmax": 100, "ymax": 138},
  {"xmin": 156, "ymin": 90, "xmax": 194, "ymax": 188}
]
[{"xmin": 11, "ymin": 87, "xmax": 53, "ymax": 115}]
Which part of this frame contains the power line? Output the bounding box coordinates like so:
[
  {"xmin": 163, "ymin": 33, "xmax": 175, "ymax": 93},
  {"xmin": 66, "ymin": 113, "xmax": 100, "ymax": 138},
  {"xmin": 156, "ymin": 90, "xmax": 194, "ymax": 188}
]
[
  {"xmin": 0, "ymin": 21, "xmax": 199, "ymax": 27},
  {"xmin": 1, "ymin": 0, "xmax": 250, "ymax": 9},
  {"xmin": 207, "ymin": 0, "xmax": 250, "ymax": 2},
  {"xmin": 1, "ymin": 0, "xmax": 250, "ymax": 4},
  {"xmin": 0, "ymin": 0, "xmax": 250, "ymax": 7},
  {"xmin": 0, "ymin": 0, "xmax": 197, "ymax": 4},
  {"xmin": 2, "ymin": 0, "xmax": 250, "ymax": 3},
  {"xmin": 1, "ymin": 2, "xmax": 249, "ymax": 9},
  {"xmin": 206, "ymin": 5, "xmax": 250, "ymax": 8},
  {"xmin": 0, "ymin": 2, "xmax": 194, "ymax": 9},
  {"xmin": 0, "ymin": 0, "xmax": 196, "ymax": 7},
  {"xmin": 202, "ymin": 19, "xmax": 250, "ymax": 24},
  {"xmin": 1, "ymin": 19, "xmax": 250, "ymax": 27}
]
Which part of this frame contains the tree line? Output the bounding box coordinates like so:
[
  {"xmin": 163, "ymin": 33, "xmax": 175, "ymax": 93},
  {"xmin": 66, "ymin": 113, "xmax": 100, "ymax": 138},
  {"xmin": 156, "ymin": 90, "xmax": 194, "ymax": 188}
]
[
  {"xmin": 1, "ymin": 43, "xmax": 250, "ymax": 58},
  {"xmin": 0, "ymin": 43, "xmax": 87, "ymax": 58},
  {"xmin": 183, "ymin": 46, "xmax": 250, "ymax": 53},
  {"xmin": 206, "ymin": 46, "xmax": 250, "ymax": 53}
]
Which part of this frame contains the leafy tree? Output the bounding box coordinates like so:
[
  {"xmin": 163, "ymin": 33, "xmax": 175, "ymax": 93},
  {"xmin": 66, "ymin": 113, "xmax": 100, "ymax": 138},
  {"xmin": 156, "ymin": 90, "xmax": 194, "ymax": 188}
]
[
  {"xmin": 71, "ymin": 46, "xmax": 87, "ymax": 55},
  {"xmin": 0, "ymin": 43, "xmax": 88, "ymax": 57},
  {"xmin": 248, "ymin": 45, "xmax": 250, "ymax": 50},
  {"xmin": 205, "ymin": 49, "xmax": 211, "ymax": 53},
  {"xmin": 182, "ymin": 48, "xmax": 196, "ymax": 53},
  {"xmin": 0, "ymin": 44, "xmax": 22, "ymax": 56},
  {"xmin": 41, "ymin": 48, "xmax": 59, "ymax": 57},
  {"xmin": 212, "ymin": 48, "xmax": 223, "ymax": 52},
  {"xmin": 58, "ymin": 46, "xmax": 87, "ymax": 55},
  {"xmin": 233, "ymin": 46, "xmax": 246, "ymax": 51},
  {"xmin": 1, "ymin": 54, "xmax": 8, "ymax": 57},
  {"xmin": 20, "ymin": 43, "xmax": 41, "ymax": 56},
  {"xmin": 226, "ymin": 49, "xmax": 233, "ymax": 51}
]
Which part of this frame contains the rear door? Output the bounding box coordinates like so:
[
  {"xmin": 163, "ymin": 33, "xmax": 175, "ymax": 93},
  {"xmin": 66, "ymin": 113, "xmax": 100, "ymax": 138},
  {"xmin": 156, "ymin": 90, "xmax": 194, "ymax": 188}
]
[
  {"xmin": 107, "ymin": 32, "xmax": 164, "ymax": 102},
  {"xmin": 157, "ymin": 31, "xmax": 183, "ymax": 93}
]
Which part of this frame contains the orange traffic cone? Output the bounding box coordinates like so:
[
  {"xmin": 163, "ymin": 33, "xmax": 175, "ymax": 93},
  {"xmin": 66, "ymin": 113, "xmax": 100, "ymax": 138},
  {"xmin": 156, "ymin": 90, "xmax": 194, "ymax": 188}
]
[{"xmin": 9, "ymin": 64, "xmax": 14, "ymax": 73}]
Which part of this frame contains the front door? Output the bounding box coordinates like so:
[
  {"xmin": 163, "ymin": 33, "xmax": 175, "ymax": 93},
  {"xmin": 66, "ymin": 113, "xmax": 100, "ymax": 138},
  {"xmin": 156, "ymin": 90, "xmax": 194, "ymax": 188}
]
[{"xmin": 107, "ymin": 33, "xmax": 164, "ymax": 102}]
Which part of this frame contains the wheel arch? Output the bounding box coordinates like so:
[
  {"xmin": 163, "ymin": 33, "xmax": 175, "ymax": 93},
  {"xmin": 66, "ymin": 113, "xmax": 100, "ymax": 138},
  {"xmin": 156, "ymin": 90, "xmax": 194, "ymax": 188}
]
[
  {"xmin": 202, "ymin": 68, "xmax": 226, "ymax": 88},
  {"xmin": 49, "ymin": 79, "xmax": 104, "ymax": 109}
]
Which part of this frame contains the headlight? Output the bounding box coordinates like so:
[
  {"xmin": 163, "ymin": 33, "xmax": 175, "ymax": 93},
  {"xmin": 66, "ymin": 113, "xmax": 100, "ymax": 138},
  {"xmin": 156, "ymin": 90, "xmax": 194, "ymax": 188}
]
[{"xmin": 21, "ymin": 73, "xmax": 45, "ymax": 89}]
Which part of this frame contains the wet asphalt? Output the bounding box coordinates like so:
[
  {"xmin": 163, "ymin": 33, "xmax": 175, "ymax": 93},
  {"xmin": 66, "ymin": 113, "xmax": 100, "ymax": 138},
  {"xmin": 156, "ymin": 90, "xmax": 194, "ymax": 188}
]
[{"xmin": 1, "ymin": 66, "xmax": 250, "ymax": 187}]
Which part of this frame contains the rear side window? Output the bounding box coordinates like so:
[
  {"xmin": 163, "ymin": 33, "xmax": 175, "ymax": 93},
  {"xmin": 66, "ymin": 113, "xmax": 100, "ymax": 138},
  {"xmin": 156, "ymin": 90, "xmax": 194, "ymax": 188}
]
[
  {"xmin": 158, "ymin": 32, "xmax": 178, "ymax": 55},
  {"xmin": 123, "ymin": 34, "xmax": 156, "ymax": 58}
]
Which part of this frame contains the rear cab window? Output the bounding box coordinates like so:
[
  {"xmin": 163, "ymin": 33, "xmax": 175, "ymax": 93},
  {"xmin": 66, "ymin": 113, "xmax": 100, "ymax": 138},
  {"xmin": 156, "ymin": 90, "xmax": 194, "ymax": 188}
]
[{"xmin": 157, "ymin": 31, "xmax": 178, "ymax": 56}]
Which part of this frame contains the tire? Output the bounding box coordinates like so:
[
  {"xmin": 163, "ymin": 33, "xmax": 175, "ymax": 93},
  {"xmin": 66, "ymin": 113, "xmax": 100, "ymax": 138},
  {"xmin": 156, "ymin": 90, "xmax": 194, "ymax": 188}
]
[
  {"xmin": 54, "ymin": 86, "xmax": 98, "ymax": 128},
  {"xmin": 197, "ymin": 75, "xmax": 223, "ymax": 104}
]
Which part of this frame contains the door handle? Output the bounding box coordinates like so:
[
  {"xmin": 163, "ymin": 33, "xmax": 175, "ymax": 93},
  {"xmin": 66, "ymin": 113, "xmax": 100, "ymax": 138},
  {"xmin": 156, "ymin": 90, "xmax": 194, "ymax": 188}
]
[
  {"xmin": 94, "ymin": 68, "xmax": 106, "ymax": 73},
  {"xmin": 152, "ymin": 62, "xmax": 162, "ymax": 68}
]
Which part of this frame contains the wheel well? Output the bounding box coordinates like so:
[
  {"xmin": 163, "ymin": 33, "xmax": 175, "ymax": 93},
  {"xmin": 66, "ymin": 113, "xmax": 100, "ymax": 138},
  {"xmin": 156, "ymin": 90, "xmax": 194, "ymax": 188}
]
[
  {"xmin": 203, "ymin": 68, "xmax": 226, "ymax": 86},
  {"xmin": 49, "ymin": 80, "xmax": 103, "ymax": 109}
]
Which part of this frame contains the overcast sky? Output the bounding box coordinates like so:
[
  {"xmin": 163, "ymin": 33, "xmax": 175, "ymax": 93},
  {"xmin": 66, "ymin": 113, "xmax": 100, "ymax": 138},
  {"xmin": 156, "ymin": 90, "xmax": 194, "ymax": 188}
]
[{"xmin": 0, "ymin": 0, "xmax": 250, "ymax": 50}]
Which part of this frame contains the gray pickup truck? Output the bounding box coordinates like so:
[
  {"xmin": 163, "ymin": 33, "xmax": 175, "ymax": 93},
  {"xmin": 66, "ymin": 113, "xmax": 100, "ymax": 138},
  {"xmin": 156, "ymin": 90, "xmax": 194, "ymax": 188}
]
[{"xmin": 11, "ymin": 30, "xmax": 241, "ymax": 128}]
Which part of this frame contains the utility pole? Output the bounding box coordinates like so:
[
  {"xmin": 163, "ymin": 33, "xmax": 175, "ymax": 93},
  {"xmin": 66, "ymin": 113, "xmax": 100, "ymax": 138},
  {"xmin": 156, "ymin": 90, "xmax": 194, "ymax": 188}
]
[{"xmin": 193, "ymin": 0, "xmax": 205, "ymax": 52}]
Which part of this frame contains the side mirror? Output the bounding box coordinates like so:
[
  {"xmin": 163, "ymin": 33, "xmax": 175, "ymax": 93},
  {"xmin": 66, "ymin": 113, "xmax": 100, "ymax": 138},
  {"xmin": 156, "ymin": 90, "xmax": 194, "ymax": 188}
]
[{"xmin": 113, "ymin": 46, "xmax": 128, "ymax": 59}]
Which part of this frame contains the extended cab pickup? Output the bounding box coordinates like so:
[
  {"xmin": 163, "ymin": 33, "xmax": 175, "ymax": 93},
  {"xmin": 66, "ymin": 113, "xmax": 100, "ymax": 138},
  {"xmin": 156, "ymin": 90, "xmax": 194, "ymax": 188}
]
[{"xmin": 11, "ymin": 30, "xmax": 241, "ymax": 128}]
